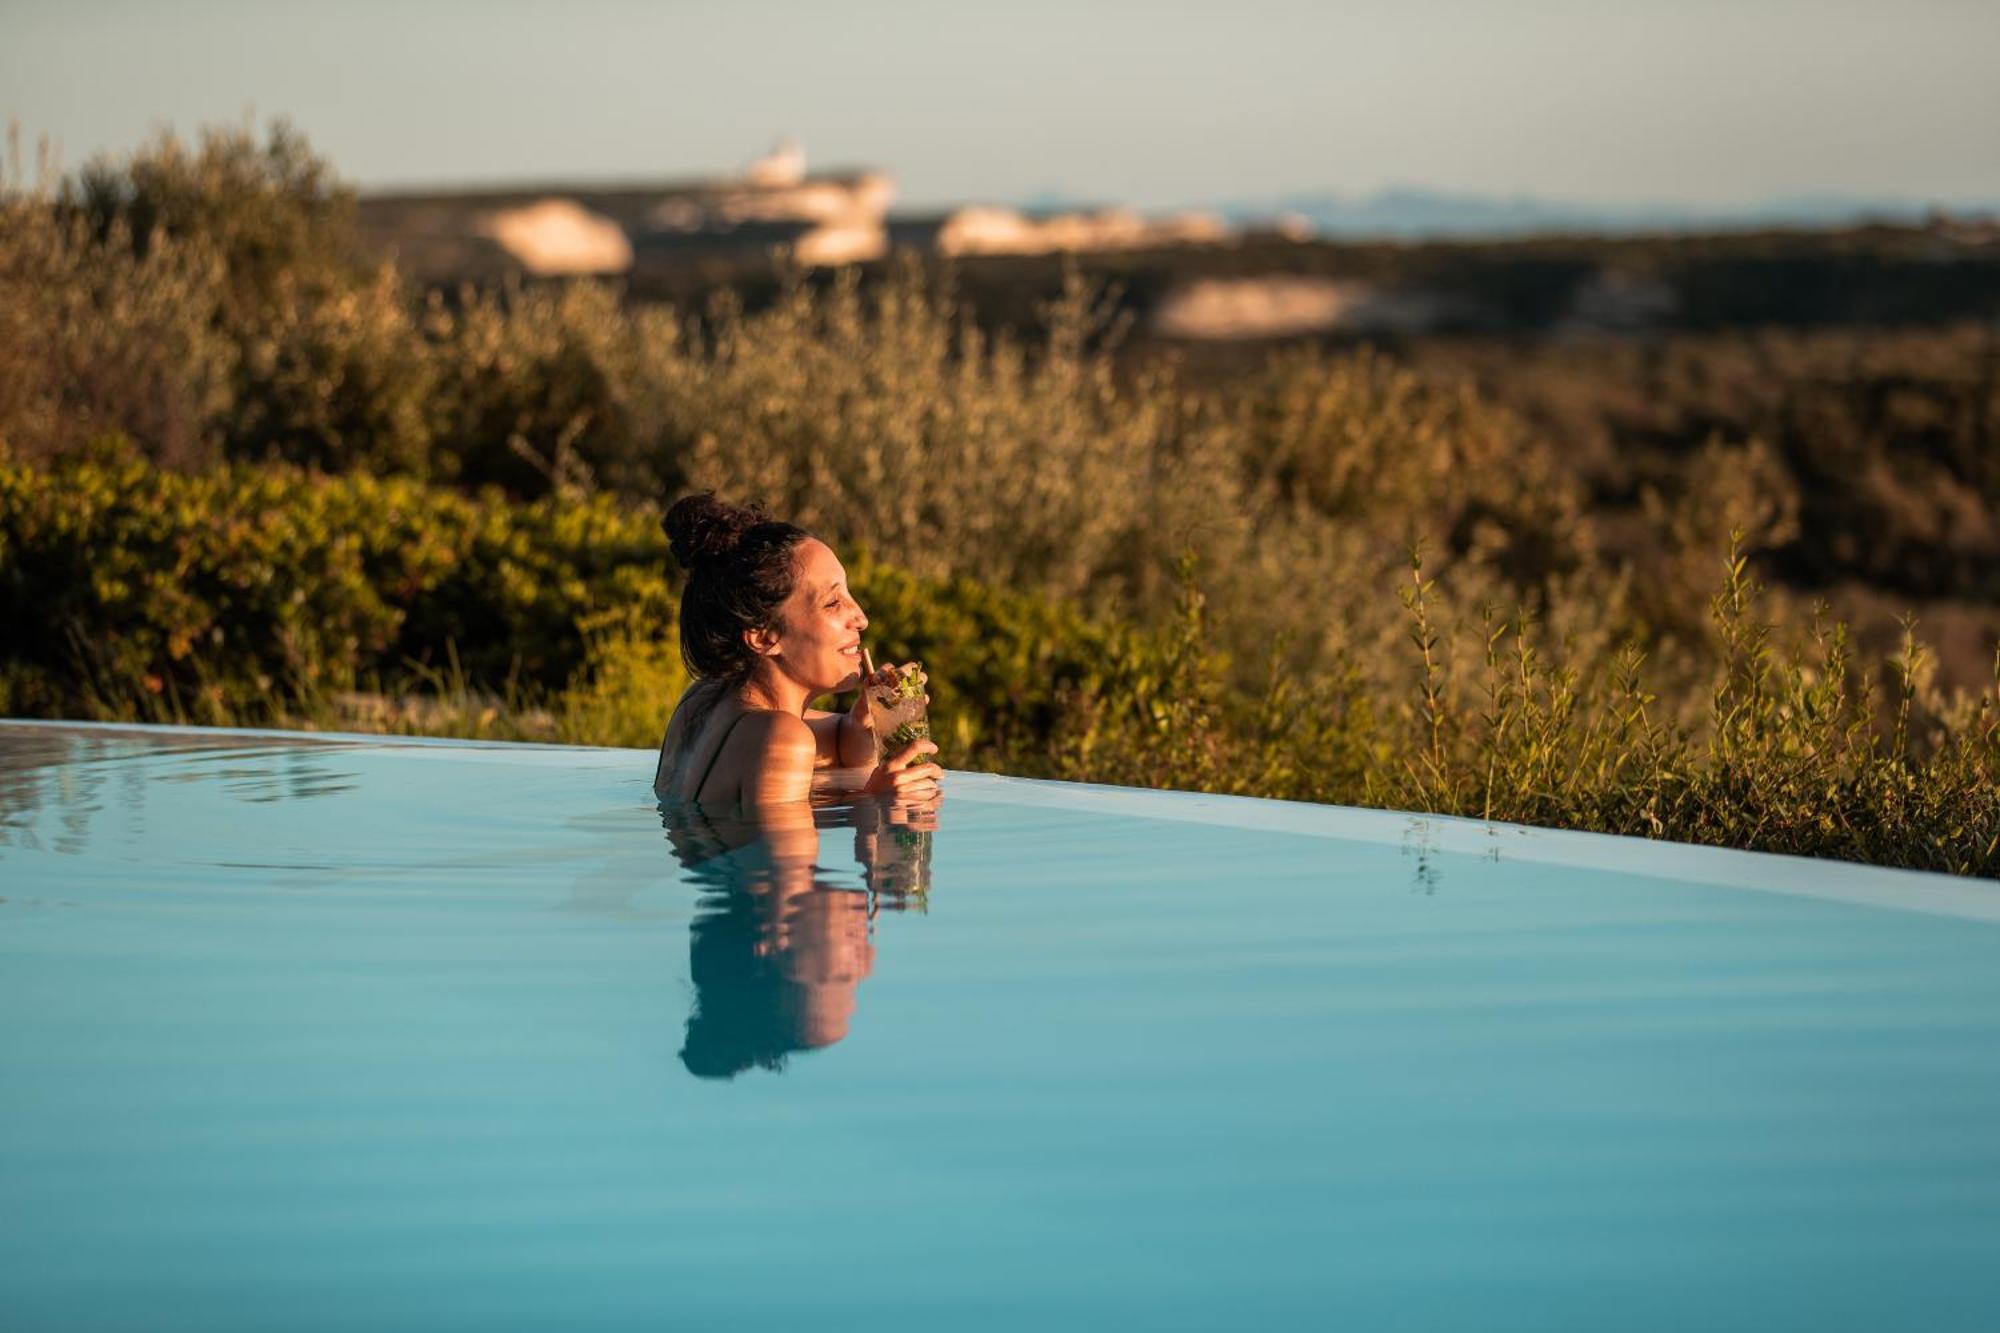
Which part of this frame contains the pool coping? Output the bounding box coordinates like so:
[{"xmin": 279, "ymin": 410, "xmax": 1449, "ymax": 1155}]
[{"xmin": 6, "ymin": 716, "xmax": 1998, "ymax": 924}]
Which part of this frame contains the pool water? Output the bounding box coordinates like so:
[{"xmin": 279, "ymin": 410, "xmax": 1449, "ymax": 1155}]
[{"xmin": 3, "ymin": 720, "xmax": 1998, "ymax": 1330}]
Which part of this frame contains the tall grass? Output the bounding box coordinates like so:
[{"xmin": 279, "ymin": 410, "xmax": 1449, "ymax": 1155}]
[{"xmin": 1047, "ymin": 542, "xmax": 2000, "ymax": 875}]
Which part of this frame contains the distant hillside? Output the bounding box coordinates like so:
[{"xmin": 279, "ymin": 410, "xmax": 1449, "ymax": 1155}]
[
  {"xmin": 1202, "ymin": 187, "xmax": 2000, "ymax": 240},
  {"xmin": 873, "ymin": 224, "xmax": 2000, "ymax": 343}
]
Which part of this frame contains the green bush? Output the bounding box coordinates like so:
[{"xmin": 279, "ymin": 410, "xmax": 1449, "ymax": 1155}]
[
  {"xmin": 0, "ymin": 199, "xmax": 232, "ymax": 468},
  {"xmin": 1047, "ymin": 547, "xmax": 2000, "ymax": 877},
  {"xmin": 231, "ymin": 265, "xmax": 438, "ymax": 475},
  {"xmin": 68, "ymin": 121, "xmax": 363, "ymax": 330},
  {"xmin": 0, "ymin": 452, "xmax": 674, "ymax": 719},
  {"xmin": 1408, "ymin": 324, "xmax": 2000, "ymax": 648},
  {"xmin": 4, "ymin": 123, "xmax": 439, "ymax": 477},
  {"xmin": 424, "ymin": 281, "xmax": 687, "ymax": 497}
]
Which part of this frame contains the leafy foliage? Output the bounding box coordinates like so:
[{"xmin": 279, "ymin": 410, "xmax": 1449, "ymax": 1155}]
[{"xmin": 0, "ymin": 451, "xmax": 672, "ymax": 718}]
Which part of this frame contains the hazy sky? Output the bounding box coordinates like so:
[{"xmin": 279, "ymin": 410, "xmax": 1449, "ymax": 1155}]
[{"xmin": 5, "ymin": 0, "xmax": 1997, "ymax": 209}]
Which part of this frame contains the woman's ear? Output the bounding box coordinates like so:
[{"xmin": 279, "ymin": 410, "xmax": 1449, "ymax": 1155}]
[{"xmin": 745, "ymin": 624, "xmax": 782, "ymax": 658}]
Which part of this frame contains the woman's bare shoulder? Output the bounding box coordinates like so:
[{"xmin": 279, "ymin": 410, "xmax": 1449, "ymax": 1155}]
[{"xmin": 731, "ymin": 709, "xmax": 817, "ymax": 759}]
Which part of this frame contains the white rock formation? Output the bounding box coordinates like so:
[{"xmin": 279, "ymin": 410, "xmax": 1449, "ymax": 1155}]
[
  {"xmin": 927, "ymin": 206, "xmax": 1230, "ymax": 256},
  {"xmin": 710, "ymin": 171, "xmax": 896, "ymax": 225},
  {"xmin": 1150, "ymin": 277, "xmax": 1363, "ymax": 340},
  {"xmin": 480, "ymin": 198, "xmax": 634, "ymax": 276},
  {"xmin": 789, "ymin": 221, "xmax": 888, "ymax": 266},
  {"xmin": 641, "ymin": 146, "xmax": 895, "ymax": 266}
]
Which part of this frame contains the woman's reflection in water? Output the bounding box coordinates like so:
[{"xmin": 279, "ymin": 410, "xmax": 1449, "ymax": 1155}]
[{"xmin": 663, "ymin": 792, "xmax": 938, "ymax": 1079}]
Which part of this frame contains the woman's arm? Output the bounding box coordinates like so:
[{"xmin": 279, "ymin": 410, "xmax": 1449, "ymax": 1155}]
[{"xmin": 803, "ymin": 708, "xmax": 876, "ymax": 769}]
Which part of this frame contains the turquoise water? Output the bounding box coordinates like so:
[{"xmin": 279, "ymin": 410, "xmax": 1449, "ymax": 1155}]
[{"xmin": 3, "ymin": 720, "xmax": 1999, "ymax": 1330}]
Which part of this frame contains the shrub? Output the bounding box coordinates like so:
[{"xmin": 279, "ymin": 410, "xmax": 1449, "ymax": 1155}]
[
  {"xmin": 67, "ymin": 121, "xmax": 363, "ymax": 328},
  {"xmin": 670, "ymin": 266, "xmax": 1215, "ymax": 608},
  {"xmin": 425, "ymin": 281, "xmax": 686, "ymax": 497},
  {"xmin": 0, "ymin": 200, "xmax": 232, "ymax": 468},
  {"xmin": 1045, "ymin": 544, "xmax": 2000, "ymax": 876},
  {"xmin": 25, "ymin": 123, "xmax": 442, "ymax": 475},
  {"xmin": 0, "ymin": 453, "xmax": 674, "ymax": 719}
]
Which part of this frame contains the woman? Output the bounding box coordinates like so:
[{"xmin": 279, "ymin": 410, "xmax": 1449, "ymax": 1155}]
[{"xmin": 652, "ymin": 492, "xmax": 943, "ymax": 807}]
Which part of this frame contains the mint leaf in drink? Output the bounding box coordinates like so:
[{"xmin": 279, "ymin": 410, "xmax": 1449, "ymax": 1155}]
[{"xmin": 886, "ymin": 719, "xmax": 930, "ymax": 752}]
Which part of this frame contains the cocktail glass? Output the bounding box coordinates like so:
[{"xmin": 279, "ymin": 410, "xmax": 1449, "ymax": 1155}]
[{"xmin": 862, "ymin": 650, "xmax": 930, "ymax": 763}]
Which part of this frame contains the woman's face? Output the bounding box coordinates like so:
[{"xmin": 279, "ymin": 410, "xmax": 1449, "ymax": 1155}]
[{"xmin": 763, "ymin": 538, "xmax": 868, "ymax": 694}]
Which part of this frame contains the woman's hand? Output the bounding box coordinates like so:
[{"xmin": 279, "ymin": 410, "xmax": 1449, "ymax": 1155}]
[{"xmin": 863, "ymin": 736, "xmax": 942, "ymax": 799}]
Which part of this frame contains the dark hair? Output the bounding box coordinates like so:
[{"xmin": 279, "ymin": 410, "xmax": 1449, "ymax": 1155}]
[{"xmin": 663, "ymin": 492, "xmax": 811, "ymax": 682}]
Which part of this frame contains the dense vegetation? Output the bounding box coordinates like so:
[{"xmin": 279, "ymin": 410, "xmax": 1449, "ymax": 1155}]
[
  {"xmin": 3, "ymin": 125, "xmax": 1997, "ymax": 875},
  {"xmin": 1403, "ymin": 326, "xmax": 2000, "ymax": 681}
]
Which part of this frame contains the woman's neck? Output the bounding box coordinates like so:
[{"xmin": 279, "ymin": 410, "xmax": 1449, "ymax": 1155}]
[{"xmin": 734, "ymin": 662, "xmax": 811, "ymax": 717}]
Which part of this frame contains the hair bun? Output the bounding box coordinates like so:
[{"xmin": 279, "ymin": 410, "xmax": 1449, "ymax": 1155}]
[{"xmin": 663, "ymin": 492, "xmax": 767, "ymax": 572}]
